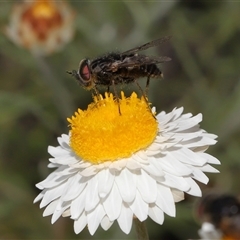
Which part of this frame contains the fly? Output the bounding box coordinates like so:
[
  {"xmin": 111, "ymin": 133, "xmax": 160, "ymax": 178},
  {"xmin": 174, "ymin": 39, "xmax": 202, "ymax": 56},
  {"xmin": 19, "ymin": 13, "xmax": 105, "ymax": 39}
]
[{"xmin": 67, "ymin": 36, "xmax": 171, "ymax": 114}]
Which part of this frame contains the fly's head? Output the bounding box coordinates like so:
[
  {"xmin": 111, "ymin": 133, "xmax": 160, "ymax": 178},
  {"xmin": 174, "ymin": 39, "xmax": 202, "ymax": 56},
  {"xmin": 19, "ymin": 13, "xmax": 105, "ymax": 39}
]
[{"xmin": 67, "ymin": 59, "xmax": 95, "ymax": 90}]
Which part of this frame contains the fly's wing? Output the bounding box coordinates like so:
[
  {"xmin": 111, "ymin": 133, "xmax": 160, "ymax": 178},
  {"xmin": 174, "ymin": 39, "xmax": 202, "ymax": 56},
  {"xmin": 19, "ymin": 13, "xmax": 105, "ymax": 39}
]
[
  {"xmin": 107, "ymin": 55, "xmax": 171, "ymax": 71},
  {"xmin": 122, "ymin": 36, "xmax": 171, "ymax": 55}
]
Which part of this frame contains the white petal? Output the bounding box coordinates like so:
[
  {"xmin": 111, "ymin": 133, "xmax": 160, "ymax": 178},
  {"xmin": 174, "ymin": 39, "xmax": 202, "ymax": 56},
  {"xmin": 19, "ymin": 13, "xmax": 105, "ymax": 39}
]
[
  {"xmin": 159, "ymin": 153, "xmax": 193, "ymax": 176},
  {"xmin": 57, "ymin": 134, "xmax": 70, "ymax": 149},
  {"xmin": 34, "ymin": 190, "xmax": 45, "ymax": 203},
  {"xmin": 115, "ymin": 168, "xmax": 136, "ymax": 203},
  {"xmin": 162, "ymin": 122, "xmax": 183, "ymax": 133},
  {"xmin": 47, "ymin": 163, "xmax": 59, "ymax": 168},
  {"xmin": 145, "ymin": 150, "xmax": 162, "ymax": 156},
  {"xmin": 147, "ymin": 142, "xmax": 162, "ymax": 151},
  {"xmin": 43, "ymin": 199, "xmax": 59, "ymax": 216},
  {"xmin": 129, "ymin": 191, "xmax": 148, "ymax": 221},
  {"xmin": 40, "ymin": 183, "xmax": 66, "ymax": 208},
  {"xmin": 80, "ymin": 166, "xmax": 98, "ymax": 177},
  {"xmin": 52, "ymin": 156, "xmax": 78, "ymax": 165},
  {"xmin": 157, "ymin": 107, "xmax": 182, "ymax": 124},
  {"xmin": 135, "ymin": 150, "xmax": 148, "ymax": 162},
  {"xmin": 161, "ymin": 173, "xmax": 190, "ymax": 192},
  {"xmin": 126, "ymin": 159, "xmax": 141, "ymax": 170},
  {"xmin": 109, "ymin": 159, "xmax": 127, "ymax": 170},
  {"xmin": 98, "ymin": 168, "xmax": 115, "ymax": 198},
  {"xmin": 103, "ymin": 183, "xmax": 122, "ymax": 221},
  {"xmin": 51, "ymin": 201, "xmax": 70, "ymax": 223},
  {"xmin": 171, "ymin": 131, "xmax": 202, "ymax": 141},
  {"xmin": 192, "ymin": 168, "xmax": 209, "ymax": 184},
  {"xmin": 87, "ymin": 204, "xmax": 105, "ymax": 235},
  {"xmin": 54, "ymin": 166, "xmax": 77, "ymax": 176},
  {"xmin": 156, "ymin": 184, "xmax": 175, "ymax": 217},
  {"xmin": 48, "ymin": 146, "xmax": 67, "ymax": 158},
  {"xmin": 172, "ymin": 107, "xmax": 185, "ymax": 120},
  {"xmin": 147, "ymin": 157, "xmax": 164, "ymax": 177},
  {"xmin": 154, "ymin": 135, "xmax": 172, "ymax": 144},
  {"xmin": 70, "ymin": 161, "xmax": 91, "ymax": 169},
  {"xmin": 148, "ymin": 203, "xmax": 164, "ymax": 224},
  {"xmin": 170, "ymin": 148, "xmax": 207, "ymax": 166},
  {"xmin": 117, "ymin": 203, "xmax": 133, "ymax": 234},
  {"xmin": 85, "ymin": 175, "xmax": 100, "ymax": 212},
  {"xmin": 137, "ymin": 169, "xmax": 157, "ymax": 203},
  {"xmin": 36, "ymin": 169, "xmax": 69, "ymax": 189},
  {"xmin": 74, "ymin": 212, "xmax": 87, "ymax": 234},
  {"xmin": 180, "ymin": 137, "xmax": 216, "ymax": 148},
  {"xmin": 62, "ymin": 174, "xmax": 86, "ymax": 201},
  {"xmin": 176, "ymin": 114, "xmax": 202, "ymax": 131},
  {"xmin": 62, "ymin": 209, "xmax": 71, "ymax": 217},
  {"xmin": 155, "ymin": 139, "xmax": 178, "ymax": 150},
  {"xmin": 114, "ymin": 159, "xmax": 128, "ymax": 169},
  {"xmin": 171, "ymin": 189, "xmax": 184, "ymax": 202},
  {"xmin": 140, "ymin": 160, "xmax": 164, "ymax": 177},
  {"xmin": 199, "ymin": 152, "xmax": 221, "ymax": 165},
  {"xmin": 70, "ymin": 187, "xmax": 87, "ymax": 219},
  {"xmin": 185, "ymin": 177, "xmax": 202, "ymax": 196},
  {"xmin": 132, "ymin": 153, "xmax": 148, "ymax": 165},
  {"xmin": 101, "ymin": 216, "xmax": 114, "ymax": 231},
  {"xmin": 200, "ymin": 164, "xmax": 219, "ymax": 173}
]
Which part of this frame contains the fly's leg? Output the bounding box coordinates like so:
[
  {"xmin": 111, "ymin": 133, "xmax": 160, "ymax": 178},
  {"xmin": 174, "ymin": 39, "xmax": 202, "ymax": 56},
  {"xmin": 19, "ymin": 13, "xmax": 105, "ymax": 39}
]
[
  {"xmin": 145, "ymin": 75, "xmax": 151, "ymax": 96},
  {"xmin": 112, "ymin": 80, "xmax": 121, "ymax": 115},
  {"xmin": 92, "ymin": 86, "xmax": 101, "ymax": 101},
  {"xmin": 134, "ymin": 80, "xmax": 155, "ymax": 118},
  {"xmin": 134, "ymin": 79, "xmax": 148, "ymax": 103}
]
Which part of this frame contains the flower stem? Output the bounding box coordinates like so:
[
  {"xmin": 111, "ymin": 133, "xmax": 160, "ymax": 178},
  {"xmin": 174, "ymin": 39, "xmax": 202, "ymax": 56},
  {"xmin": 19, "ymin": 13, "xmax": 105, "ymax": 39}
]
[{"xmin": 134, "ymin": 218, "xmax": 149, "ymax": 240}]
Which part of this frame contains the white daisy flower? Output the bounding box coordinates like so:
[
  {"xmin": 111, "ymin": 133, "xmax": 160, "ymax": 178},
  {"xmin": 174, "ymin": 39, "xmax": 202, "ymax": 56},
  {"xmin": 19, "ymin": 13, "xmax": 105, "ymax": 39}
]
[
  {"xmin": 34, "ymin": 92, "xmax": 220, "ymax": 235},
  {"xmin": 5, "ymin": 0, "xmax": 75, "ymax": 56}
]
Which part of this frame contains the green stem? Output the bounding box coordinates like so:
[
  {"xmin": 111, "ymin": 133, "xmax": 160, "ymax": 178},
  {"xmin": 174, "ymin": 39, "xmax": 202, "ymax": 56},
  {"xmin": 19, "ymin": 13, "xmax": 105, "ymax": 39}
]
[{"xmin": 134, "ymin": 218, "xmax": 149, "ymax": 240}]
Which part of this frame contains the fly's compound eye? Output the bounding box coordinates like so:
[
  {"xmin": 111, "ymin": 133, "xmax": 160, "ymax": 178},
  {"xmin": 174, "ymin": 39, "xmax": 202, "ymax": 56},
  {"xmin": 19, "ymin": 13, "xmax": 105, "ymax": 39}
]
[{"xmin": 77, "ymin": 59, "xmax": 94, "ymax": 89}]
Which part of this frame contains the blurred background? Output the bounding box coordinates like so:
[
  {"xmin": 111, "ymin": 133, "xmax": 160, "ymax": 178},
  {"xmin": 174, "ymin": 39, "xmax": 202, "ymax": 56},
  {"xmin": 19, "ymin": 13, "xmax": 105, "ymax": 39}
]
[{"xmin": 0, "ymin": 1, "xmax": 240, "ymax": 239}]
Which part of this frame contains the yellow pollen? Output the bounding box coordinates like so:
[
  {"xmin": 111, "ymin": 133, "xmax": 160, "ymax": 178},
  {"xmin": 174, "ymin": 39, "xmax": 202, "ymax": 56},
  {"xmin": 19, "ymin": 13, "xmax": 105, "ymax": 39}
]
[{"xmin": 67, "ymin": 92, "xmax": 158, "ymax": 164}]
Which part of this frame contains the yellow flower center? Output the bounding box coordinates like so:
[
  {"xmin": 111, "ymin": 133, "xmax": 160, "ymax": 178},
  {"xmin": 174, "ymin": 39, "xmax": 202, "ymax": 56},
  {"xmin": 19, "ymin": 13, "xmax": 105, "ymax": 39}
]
[{"xmin": 67, "ymin": 92, "xmax": 158, "ymax": 164}]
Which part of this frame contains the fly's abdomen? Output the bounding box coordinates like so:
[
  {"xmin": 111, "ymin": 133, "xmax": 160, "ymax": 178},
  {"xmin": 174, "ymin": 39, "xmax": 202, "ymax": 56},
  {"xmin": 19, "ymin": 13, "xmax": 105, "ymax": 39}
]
[
  {"xmin": 115, "ymin": 63, "xmax": 163, "ymax": 81},
  {"xmin": 141, "ymin": 64, "xmax": 162, "ymax": 77}
]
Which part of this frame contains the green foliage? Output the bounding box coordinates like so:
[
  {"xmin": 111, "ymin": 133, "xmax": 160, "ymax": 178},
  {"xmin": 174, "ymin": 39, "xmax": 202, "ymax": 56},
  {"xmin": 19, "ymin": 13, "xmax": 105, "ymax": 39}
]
[{"xmin": 0, "ymin": 1, "xmax": 239, "ymax": 239}]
